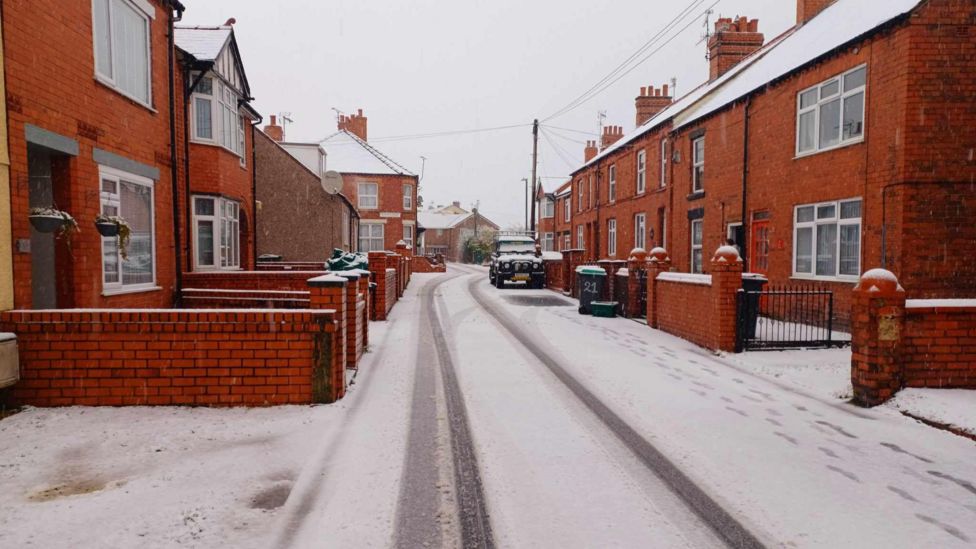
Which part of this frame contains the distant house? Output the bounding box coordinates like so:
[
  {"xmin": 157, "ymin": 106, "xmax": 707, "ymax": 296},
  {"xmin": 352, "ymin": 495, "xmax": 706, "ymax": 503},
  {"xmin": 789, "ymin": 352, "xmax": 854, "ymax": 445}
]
[
  {"xmin": 419, "ymin": 203, "xmax": 500, "ymax": 262},
  {"xmin": 320, "ymin": 110, "xmax": 418, "ymax": 252},
  {"xmin": 253, "ymin": 117, "xmax": 358, "ymax": 261}
]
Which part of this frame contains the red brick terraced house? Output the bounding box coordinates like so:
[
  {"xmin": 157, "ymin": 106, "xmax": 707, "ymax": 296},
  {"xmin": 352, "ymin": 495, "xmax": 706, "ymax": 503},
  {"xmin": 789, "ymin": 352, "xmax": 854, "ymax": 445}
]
[
  {"xmin": 321, "ymin": 110, "xmax": 419, "ymax": 253},
  {"xmin": 175, "ymin": 23, "xmax": 260, "ymax": 273},
  {"xmin": 4, "ymin": 0, "xmax": 186, "ymax": 309},
  {"xmin": 546, "ymin": 0, "xmax": 976, "ymax": 327},
  {"xmin": 418, "ymin": 204, "xmax": 500, "ymax": 262}
]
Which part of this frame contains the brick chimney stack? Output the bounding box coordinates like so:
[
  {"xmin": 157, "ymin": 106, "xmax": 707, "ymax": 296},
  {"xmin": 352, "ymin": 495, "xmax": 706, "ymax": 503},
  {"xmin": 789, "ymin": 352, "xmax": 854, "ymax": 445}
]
[
  {"xmin": 601, "ymin": 126, "xmax": 624, "ymax": 150},
  {"xmin": 796, "ymin": 0, "xmax": 835, "ymax": 24},
  {"xmin": 584, "ymin": 140, "xmax": 598, "ymax": 162},
  {"xmin": 707, "ymin": 17, "xmax": 764, "ymax": 81},
  {"xmin": 264, "ymin": 115, "xmax": 284, "ymax": 142},
  {"xmin": 338, "ymin": 108, "xmax": 368, "ymax": 141},
  {"xmin": 635, "ymin": 84, "xmax": 673, "ymax": 127}
]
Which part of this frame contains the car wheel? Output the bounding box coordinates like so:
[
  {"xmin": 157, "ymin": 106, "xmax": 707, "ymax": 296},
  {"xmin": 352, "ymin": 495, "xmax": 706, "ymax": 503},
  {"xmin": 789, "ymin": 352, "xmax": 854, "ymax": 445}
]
[{"xmin": 495, "ymin": 277, "xmax": 505, "ymax": 289}]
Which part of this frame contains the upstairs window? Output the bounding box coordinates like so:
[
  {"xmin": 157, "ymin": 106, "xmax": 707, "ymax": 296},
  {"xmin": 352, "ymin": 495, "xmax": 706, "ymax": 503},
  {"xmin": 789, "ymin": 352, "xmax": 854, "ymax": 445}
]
[
  {"xmin": 588, "ymin": 175, "xmax": 593, "ymax": 208},
  {"xmin": 578, "ymin": 181, "xmax": 583, "ymax": 212},
  {"xmin": 92, "ymin": 0, "xmax": 152, "ymax": 106},
  {"xmin": 660, "ymin": 139, "xmax": 668, "ymax": 188},
  {"xmin": 403, "ymin": 184, "xmax": 413, "ymax": 210},
  {"xmin": 358, "ymin": 182, "xmax": 378, "ymax": 210},
  {"xmin": 564, "ymin": 197, "xmax": 571, "ymax": 222},
  {"xmin": 797, "ymin": 65, "xmax": 866, "ymax": 155},
  {"xmin": 542, "ymin": 198, "xmax": 555, "ymax": 219},
  {"xmin": 636, "ymin": 150, "xmax": 646, "ymax": 195},
  {"xmin": 608, "ymin": 164, "xmax": 617, "ymax": 202},
  {"xmin": 692, "ymin": 137, "xmax": 705, "ymax": 193},
  {"xmin": 191, "ymin": 74, "xmax": 246, "ymax": 159}
]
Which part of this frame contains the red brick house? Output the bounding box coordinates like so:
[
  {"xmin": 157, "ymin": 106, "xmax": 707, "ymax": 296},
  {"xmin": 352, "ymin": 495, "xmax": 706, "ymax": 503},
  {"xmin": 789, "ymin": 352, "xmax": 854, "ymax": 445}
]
[
  {"xmin": 546, "ymin": 0, "xmax": 975, "ymax": 325},
  {"xmin": 4, "ymin": 0, "xmax": 186, "ymax": 309},
  {"xmin": 253, "ymin": 118, "xmax": 359, "ymax": 261},
  {"xmin": 418, "ymin": 203, "xmax": 500, "ymax": 262},
  {"xmin": 175, "ymin": 23, "xmax": 260, "ymax": 272},
  {"xmin": 321, "ymin": 110, "xmax": 419, "ymax": 252}
]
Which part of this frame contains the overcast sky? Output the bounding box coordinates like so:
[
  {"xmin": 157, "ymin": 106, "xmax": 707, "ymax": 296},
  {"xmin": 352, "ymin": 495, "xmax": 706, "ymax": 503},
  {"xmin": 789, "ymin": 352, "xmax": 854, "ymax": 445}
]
[{"xmin": 181, "ymin": 0, "xmax": 795, "ymax": 229}]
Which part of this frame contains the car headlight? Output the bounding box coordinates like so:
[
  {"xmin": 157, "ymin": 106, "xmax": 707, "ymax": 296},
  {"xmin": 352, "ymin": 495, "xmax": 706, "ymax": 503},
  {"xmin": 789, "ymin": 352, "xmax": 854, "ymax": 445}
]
[{"xmin": 503, "ymin": 262, "xmax": 511, "ymax": 269}]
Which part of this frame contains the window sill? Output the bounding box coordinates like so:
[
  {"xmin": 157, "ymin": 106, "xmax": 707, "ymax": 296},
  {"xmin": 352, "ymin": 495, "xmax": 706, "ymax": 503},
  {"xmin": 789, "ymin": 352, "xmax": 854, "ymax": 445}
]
[
  {"xmin": 790, "ymin": 274, "xmax": 858, "ymax": 284},
  {"xmin": 102, "ymin": 285, "xmax": 162, "ymax": 297},
  {"xmin": 687, "ymin": 191, "xmax": 706, "ymax": 201},
  {"xmin": 652, "ymin": 186, "xmax": 667, "ymax": 194},
  {"xmin": 94, "ymin": 76, "xmax": 156, "ymax": 113},
  {"xmin": 794, "ymin": 137, "xmax": 864, "ymax": 160}
]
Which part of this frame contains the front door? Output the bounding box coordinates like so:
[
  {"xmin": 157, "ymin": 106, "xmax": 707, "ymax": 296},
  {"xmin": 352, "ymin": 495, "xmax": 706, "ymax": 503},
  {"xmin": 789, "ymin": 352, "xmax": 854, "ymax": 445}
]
[
  {"xmin": 27, "ymin": 146, "xmax": 58, "ymax": 309},
  {"xmin": 750, "ymin": 219, "xmax": 770, "ymax": 275}
]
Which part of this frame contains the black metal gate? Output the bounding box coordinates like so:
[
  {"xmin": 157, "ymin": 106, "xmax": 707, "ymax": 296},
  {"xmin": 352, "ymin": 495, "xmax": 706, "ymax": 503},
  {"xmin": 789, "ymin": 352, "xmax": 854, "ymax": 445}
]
[
  {"xmin": 736, "ymin": 286, "xmax": 842, "ymax": 351},
  {"xmin": 637, "ymin": 269, "xmax": 648, "ymax": 318}
]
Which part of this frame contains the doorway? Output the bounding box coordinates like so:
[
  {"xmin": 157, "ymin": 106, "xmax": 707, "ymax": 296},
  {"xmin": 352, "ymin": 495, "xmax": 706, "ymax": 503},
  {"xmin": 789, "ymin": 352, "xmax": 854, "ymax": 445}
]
[
  {"xmin": 750, "ymin": 217, "xmax": 770, "ymax": 275},
  {"xmin": 27, "ymin": 146, "xmax": 58, "ymax": 309}
]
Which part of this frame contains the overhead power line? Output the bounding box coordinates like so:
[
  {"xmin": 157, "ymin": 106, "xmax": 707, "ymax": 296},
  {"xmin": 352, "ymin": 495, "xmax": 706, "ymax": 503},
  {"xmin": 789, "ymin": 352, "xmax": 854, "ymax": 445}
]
[
  {"xmin": 543, "ymin": 0, "xmax": 720, "ymax": 122},
  {"xmin": 318, "ymin": 122, "xmax": 531, "ymax": 145}
]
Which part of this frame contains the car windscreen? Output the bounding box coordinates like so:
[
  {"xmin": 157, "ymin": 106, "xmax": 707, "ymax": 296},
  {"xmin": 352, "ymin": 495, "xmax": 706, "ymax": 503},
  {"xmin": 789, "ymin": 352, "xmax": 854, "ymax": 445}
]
[{"xmin": 497, "ymin": 242, "xmax": 535, "ymax": 253}]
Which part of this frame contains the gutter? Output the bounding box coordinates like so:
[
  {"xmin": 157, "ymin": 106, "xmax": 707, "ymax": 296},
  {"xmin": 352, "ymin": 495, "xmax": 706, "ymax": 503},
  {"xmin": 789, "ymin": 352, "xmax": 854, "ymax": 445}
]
[{"xmin": 167, "ymin": 5, "xmax": 183, "ymax": 304}]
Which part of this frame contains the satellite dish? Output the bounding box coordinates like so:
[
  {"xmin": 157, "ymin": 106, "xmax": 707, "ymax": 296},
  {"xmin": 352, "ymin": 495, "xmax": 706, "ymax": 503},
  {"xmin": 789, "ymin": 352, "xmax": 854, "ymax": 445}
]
[{"xmin": 321, "ymin": 170, "xmax": 342, "ymax": 195}]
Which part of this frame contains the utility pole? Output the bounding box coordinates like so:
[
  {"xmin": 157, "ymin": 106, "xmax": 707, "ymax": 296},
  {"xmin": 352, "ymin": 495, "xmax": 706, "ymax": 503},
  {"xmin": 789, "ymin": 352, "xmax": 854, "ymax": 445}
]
[
  {"xmin": 529, "ymin": 119, "xmax": 539, "ymax": 235},
  {"xmin": 522, "ymin": 178, "xmax": 529, "ymax": 229}
]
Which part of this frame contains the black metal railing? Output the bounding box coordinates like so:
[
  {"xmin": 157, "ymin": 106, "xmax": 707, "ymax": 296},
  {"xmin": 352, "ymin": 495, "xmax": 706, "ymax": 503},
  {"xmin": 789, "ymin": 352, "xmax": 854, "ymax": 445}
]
[
  {"xmin": 736, "ymin": 286, "xmax": 846, "ymax": 351},
  {"xmin": 637, "ymin": 270, "xmax": 648, "ymax": 318}
]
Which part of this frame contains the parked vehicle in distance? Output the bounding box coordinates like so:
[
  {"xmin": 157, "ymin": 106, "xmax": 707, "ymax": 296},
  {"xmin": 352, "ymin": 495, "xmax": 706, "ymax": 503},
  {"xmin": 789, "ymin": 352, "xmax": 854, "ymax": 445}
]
[{"xmin": 488, "ymin": 232, "xmax": 544, "ymax": 289}]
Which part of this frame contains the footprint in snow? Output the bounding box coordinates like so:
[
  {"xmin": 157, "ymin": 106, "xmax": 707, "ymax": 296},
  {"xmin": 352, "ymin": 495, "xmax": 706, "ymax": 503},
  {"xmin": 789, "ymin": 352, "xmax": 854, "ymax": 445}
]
[
  {"xmin": 725, "ymin": 406, "xmax": 748, "ymax": 418},
  {"xmin": 774, "ymin": 431, "xmax": 799, "ymax": 445},
  {"xmin": 765, "ymin": 418, "xmax": 783, "ymax": 427},
  {"xmin": 880, "ymin": 442, "xmax": 933, "ymax": 464},
  {"xmin": 887, "ymin": 485, "xmax": 919, "ymax": 503},
  {"xmin": 915, "ymin": 514, "xmax": 970, "ymax": 542},
  {"xmin": 817, "ymin": 446, "xmax": 839, "ymax": 459},
  {"xmin": 826, "ymin": 465, "xmax": 860, "ymax": 483}
]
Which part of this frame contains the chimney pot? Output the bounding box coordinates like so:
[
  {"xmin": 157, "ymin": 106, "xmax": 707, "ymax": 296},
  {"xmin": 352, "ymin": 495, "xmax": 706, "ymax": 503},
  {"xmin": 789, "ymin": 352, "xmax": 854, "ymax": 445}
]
[
  {"xmin": 663, "ymin": 84, "xmax": 669, "ymax": 96},
  {"xmin": 640, "ymin": 86, "xmax": 647, "ymax": 97},
  {"xmin": 708, "ymin": 17, "xmax": 764, "ymax": 81},
  {"xmin": 796, "ymin": 0, "xmax": 835, "ymax": 24}
]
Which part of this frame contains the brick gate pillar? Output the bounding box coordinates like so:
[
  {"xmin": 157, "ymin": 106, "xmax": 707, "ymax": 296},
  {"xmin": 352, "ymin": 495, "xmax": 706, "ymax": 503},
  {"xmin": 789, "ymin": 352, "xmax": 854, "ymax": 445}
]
[
  {"xmin": 850, "ymin": 269, "xmax": 906, "ymax": 407},
  {"xmin": 626, "ymin": 248, "xmax": 648, "ymax": 318},
  {"xmin": 308, "ymin": 274, "xmax": 348, "ymax": 400},
  {"xmin": 645, "ymin": 247, "xmax": 671, "ymax": 328},
  {"xmin": 336, "ymin": 272, "xmax": 362, "ymax": 370},
  {"xmin": 710, "ymin": 246, "xmax": 744, "ymax": 353},
  {"xmin": 368, "ymin": 252, "xmax": 389, "ymax": 320}
]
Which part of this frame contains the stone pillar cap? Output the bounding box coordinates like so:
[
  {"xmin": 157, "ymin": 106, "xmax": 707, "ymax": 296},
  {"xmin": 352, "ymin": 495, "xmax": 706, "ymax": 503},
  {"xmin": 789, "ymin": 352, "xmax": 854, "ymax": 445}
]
[
  {"xmin": 712, "ymin": 245, "xmax": 742, "ymax": 263},
  {"xmin": 854, "ymin": 268, "xmax": 905, "ymax": 295},
  {"xmin": 628, "ymin": 247, "xmax": 648, "ymax": 261},
  {"xmin": 648, "ymin": 247, "xmax": 670, "ymax": 262}
]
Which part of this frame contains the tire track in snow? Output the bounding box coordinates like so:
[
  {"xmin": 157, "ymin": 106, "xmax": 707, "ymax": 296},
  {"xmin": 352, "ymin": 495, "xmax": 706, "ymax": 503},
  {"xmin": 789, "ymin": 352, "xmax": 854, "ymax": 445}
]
[
  {"xmin": 462, "ymin": 270, "xmax": 767, "ymax": 549},
  {"xmin": 397, "ymin": 270, "xmax": 494, "ymax": 548}
]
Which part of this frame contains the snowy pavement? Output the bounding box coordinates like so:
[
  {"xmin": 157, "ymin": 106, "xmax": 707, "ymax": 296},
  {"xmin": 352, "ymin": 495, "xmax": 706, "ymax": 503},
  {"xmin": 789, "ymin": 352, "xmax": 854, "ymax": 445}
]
[{"xmin": 1, "ymin": 266, "xmax": 974, "ymax": 548}]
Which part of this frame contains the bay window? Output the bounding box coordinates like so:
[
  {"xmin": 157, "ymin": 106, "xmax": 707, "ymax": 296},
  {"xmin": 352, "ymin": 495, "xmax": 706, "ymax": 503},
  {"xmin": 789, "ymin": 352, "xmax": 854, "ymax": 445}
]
[
  {"xmin": 797, "ymin": 65, "xmax": 866, "ymax": 155},
  {"xmin": 793, "ymin": 198, "xmax": 862, "ymax": 280},
  {"xmin": 100, "ymin": 166, "xmax": 155, "ymax": 292},
  {"xmin": 192, "ymin": 195, "xmax": 240, "ymax": 270},
  {"xmin": 92, "ymin": 0, "xmax": 152, "ymax": 106},
  {"xmin": 190, "ymin": 74, "xmax": 246, "ymax": 159}
]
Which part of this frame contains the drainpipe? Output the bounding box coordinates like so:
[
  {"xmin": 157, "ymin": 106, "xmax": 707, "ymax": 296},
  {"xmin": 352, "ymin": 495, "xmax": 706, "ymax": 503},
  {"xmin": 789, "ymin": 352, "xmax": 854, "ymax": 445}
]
[
  {"xmin": 740, "ymin": 96, "xmax": 751, "ymax": 270},
  {"xmin": 167, "ymin": 6, "xmax": 183, "ymax": 304},
  {"xmin": 250, "ymin": 116, "xmax": 260, "ymax": 269}
]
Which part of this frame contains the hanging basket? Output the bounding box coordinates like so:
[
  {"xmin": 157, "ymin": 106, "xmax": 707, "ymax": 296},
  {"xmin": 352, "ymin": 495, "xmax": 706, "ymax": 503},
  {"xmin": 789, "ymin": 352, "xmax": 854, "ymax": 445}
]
[
  {"xmin": 29, "ymin": 214, "xmax": 66, "ymax": 233},
  {"xmin": 95, "ymin": 220, "xmax": 120, "ymax": 237}
]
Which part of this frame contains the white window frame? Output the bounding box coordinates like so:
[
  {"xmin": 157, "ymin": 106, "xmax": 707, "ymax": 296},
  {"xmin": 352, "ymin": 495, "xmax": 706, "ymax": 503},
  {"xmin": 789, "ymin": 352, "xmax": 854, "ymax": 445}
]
[
  {"xmin": 691, "ymin": 219, "xmax": 703, "ymax": 274},
  {"xmin": 191, "ymin": 195, "xmax": 241, "ymax": 271},
  {"xmin": 359, "ymin": 222, "xmax": 385, "ymax": 252},
  {"xmin": 608, "ymin": 164, "xmax": 617, "ymax": 202},
  {"xmin": 358, "ymin": 182, "xmax": 379, "ymax": 210},
  {"xmin": 100, "ymin": 165, "xmax": 157, "ymax": 294},
  {"xmin": 403, "ymin": 223, "xmax": 414, "ymax": 249},
  {"xmin": 607, "ymin": 219, "xmax": 617, "ymax": 257},
  {"xmin": 542, "ymin": 198, "xmax": 555, "ymax": 219},
  {"xmin": 636, "ymin": 150, "xmax": 646, "ymax": 195},
  {"xmin": 578, "ymin": 181, "xmax": 583, "ymax": 212},
  {"xmin": 692, "ymin": 137, "xmax": 705, "ymax": 193},
  {"xmin": 576, "ymin": 225, "xmax": 584, "ymax": 250},
  {"xmin": 564, "ymin": 196, "xmax": 571, "ymax": 222},
  {"xmin": 190, "ymin": 74, "xmax": 246, "ymax": 160},
  {"xmin": 341, "ymin": 210, "xmax": 351, "ymax": 250},
  {"xmin": 588, "ymin": 175, "xmax": 593, "ymax": 208},
  {"xmin": 796, "ymin": 64, "xmax": 866, "ymax": 157},
  {"xmin": 792, "ymin": 198, "xmax": 862, "ymax": 281},
  {"xmin": 563, "ymin": 234, "xmax": 571, "ymax": 251},
  {"xmin": 403, "ymin": 184, "xmax": 413, "ymax": 210},
  {"xmin": 543, "ymin": 232, "xmax": 555, "ymax": 252},
  {"xmin": 634, "ymin": 213, "xmax": 646, "ymax": 250},
  {"xmin": 92, "ymin": 0, "xmax": 153, "ymax": 108},
  {"xmin": 660, "ymin": 139, "xmax": 668, "ymax": 188}
]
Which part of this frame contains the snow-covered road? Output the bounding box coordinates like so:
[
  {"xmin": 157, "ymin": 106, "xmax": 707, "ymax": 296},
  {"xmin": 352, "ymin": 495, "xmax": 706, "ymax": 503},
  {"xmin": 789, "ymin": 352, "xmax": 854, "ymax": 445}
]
[{"xmin": 2, "ymin": 265, "xmax": 974, "ymax": 548}]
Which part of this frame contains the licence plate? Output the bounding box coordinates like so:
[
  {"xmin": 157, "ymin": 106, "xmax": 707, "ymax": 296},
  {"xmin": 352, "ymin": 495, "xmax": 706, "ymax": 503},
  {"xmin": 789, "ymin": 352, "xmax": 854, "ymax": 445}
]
[{"xmin": 513, "ymin": 274, "xmax": 530, "ymax": 281}]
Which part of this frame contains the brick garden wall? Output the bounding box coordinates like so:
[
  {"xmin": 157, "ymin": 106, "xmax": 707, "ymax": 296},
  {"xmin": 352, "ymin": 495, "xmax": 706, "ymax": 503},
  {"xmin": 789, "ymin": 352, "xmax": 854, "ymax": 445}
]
[
  {"xmin": 655, "ymin": 276, "xmax": 719, "ymax": 350},
  {"xmin": 181, "ymin": 271, "xmax": 326, "ymax": 292},
  {"xmin": 0, "ymin": 309, "xmax": 344, "ymax": 407},
  {"xmin": 902, "ymin": 303, "xmax": 976, "ymax": 389}
]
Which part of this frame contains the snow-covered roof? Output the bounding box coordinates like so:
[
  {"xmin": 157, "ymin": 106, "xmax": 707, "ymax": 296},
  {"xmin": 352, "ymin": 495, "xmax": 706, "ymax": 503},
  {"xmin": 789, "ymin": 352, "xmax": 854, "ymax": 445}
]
[
  {"xmin": 321, "ymin": 130, "xmax": 415, "ymax": 176},
  {"xmin": 418, "ymin": 211, "xmax": 472, "ymax": 230},
  {"xmin": 576, "ymin": 0, "xmax": 923, "ymax": 173},
  {"xmin": 174, "ymin": 26, "xmax": 231, "ymax": 61},
  {"xmin": 675, "ymin": 0, "xmax": 922, "ymax": 129}
]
